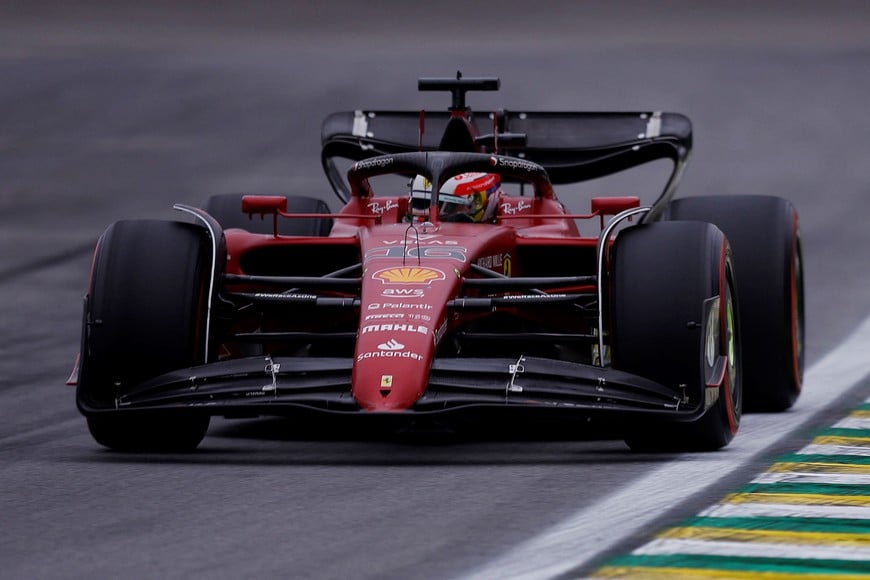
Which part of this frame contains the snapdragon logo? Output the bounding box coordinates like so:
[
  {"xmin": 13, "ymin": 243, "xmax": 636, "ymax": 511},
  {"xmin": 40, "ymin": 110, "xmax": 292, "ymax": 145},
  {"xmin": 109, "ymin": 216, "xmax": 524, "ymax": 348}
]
[
  {"xmin": 354, "ymin": 156, "xmax": 394, "ymax": 171},
  {"xmin": 489, "ymin": 156, "xmax": 539, "ymax": 172}
]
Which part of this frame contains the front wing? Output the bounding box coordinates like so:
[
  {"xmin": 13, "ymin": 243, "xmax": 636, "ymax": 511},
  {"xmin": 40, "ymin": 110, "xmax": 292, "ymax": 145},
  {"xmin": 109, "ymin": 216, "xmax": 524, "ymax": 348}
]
[{"xmin": 77, "ymin": 356, "xmax": 708, "ymax": 424}]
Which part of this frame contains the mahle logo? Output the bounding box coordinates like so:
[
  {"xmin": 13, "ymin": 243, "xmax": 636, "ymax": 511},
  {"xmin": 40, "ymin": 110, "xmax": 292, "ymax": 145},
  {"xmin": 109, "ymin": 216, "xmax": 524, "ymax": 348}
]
[{"xmin": 362, "ymin": 324, "xmax": 429, "ymax": 335}]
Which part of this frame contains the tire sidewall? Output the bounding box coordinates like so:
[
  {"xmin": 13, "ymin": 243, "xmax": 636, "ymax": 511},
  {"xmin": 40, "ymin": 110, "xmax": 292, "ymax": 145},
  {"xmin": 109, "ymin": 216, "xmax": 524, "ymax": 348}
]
[{"xmin": 78, "ymin": 220, "xmax": 210, "ymax": 409}]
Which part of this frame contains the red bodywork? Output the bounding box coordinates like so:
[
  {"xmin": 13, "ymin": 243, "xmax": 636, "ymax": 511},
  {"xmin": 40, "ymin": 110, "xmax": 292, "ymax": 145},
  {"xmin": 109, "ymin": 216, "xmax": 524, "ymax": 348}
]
[
  {"xmin": 220, "ymin": 187, "xmax": 623, "ymax": 413},
  {"xmin": 73, "ymin": 75, "xmax": 706, "ymax": 427}
]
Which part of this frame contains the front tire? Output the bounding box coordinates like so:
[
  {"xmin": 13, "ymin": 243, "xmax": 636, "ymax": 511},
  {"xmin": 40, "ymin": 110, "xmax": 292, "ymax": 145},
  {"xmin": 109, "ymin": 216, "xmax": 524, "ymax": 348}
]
[
  {"xmin": 77, "ymin": 220, "xmax": 212, "ymax": 452},
  {"xmin": 668, "ymin": 195, "xmax": 803, "ymax": 411},
  {"xmin": 610, "ymin": 221, "xmax": 742, "ymax": 451},
  {"xmin": 87, "ymin": 414, "xmax": 210, "ymax": 453}
]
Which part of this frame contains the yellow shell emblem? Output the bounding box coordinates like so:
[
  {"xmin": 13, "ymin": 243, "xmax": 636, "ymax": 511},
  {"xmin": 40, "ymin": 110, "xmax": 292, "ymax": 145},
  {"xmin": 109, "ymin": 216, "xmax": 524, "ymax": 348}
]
[{"xmin": 373, "ymin": 267, "xmax": 445, "ymax": 284}]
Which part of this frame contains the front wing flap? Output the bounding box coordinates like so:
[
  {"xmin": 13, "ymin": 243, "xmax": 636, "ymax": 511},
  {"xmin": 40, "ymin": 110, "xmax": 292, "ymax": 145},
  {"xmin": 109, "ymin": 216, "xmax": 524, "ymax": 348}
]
[{"xmin": 80, "ymin": 356, "xmax": 704, "ymax": 422}]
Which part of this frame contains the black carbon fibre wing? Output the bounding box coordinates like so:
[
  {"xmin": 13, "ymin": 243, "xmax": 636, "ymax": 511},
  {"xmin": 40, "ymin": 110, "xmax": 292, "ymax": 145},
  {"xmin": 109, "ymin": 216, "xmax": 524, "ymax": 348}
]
[{"xmin": 321, "ymin": 109, "xmax": 691, "ymax": 214}]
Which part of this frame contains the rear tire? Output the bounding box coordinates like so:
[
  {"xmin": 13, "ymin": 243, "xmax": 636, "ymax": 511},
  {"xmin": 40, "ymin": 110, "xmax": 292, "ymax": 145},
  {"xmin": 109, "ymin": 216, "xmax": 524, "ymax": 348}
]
[
  {"xmin": 77, "ymin": 220, "xmax": 212, "ymax": 452},
  {"xmin": 202, "ymin": 193, "xmax": 333, "ymax": 236},
  {"xmin": 668, "ymin": 195, "xmax": 803, "ymax": 411},
  {"xmin": 611, "ymin": 221, "xmax": 742, "ymax": 452}
]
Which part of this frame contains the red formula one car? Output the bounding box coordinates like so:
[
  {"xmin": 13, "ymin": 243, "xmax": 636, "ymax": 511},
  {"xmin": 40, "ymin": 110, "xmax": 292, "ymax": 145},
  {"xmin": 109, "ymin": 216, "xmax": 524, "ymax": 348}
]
[{"xmin": 72, "ymin": 75, "xmax": 804, "ymax": 452}]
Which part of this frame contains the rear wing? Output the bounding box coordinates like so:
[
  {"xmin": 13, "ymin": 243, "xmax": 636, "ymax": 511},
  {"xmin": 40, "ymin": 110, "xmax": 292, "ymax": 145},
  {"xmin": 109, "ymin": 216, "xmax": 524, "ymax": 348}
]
[{"xmin": 321, "ymin": 109, "xmax": 692, "ymax": 215}]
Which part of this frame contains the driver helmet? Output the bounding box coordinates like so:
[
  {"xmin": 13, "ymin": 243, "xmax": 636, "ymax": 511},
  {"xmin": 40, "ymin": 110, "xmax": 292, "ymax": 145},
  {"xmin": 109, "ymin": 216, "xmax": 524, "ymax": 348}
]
[{"xmin": 409, "ymin": 172, "xmax": 501, "ymax": 222}]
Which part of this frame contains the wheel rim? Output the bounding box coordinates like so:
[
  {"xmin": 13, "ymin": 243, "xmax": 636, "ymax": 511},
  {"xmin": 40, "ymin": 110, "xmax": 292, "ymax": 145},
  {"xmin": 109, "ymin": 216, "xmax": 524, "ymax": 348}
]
[
  {"xmin": 791, "ymin": 233, "xmax": 805, "ymax": 389},
  {"xmin": 724, "ymin": 281, "xmax": 739, "ymax": 415}
]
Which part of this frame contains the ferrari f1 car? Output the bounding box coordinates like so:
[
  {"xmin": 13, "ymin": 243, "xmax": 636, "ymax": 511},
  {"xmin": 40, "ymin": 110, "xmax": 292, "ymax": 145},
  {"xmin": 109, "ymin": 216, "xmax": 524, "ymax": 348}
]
[{"xmin": 72, "ymin": 74, "xmax": 804, "ymax": 452}]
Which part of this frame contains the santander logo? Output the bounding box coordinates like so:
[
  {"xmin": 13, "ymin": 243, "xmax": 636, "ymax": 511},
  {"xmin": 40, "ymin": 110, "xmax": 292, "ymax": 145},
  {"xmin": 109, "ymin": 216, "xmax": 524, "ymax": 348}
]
[
  {"xmin": 357, "ymin": 338, "xmax": 423, "ymax": 362},
  {"xmin": 378, "ymin": 339, "xmax": 404, "ymax": 351}
]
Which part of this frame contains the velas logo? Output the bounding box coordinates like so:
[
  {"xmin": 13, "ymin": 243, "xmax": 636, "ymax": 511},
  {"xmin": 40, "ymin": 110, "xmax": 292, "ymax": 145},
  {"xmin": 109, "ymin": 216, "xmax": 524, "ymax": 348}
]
[{"xmin": 373, "ymin": 267, "xmax": 445, "ymax": 284}]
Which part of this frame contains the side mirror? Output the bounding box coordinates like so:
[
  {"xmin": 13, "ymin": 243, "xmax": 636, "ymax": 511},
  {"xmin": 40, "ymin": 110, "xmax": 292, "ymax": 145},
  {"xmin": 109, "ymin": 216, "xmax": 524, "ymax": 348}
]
[
  {"xmin": 241, "ymin": 195, "xmax": 288, "ymax": 237},
  {"xmin": 591, "ymin": 196, "xmax": 641, "ymax": 228},
  {"xmin": 241, "ymin": 195, "xmax": 288, "ymax": 215}
]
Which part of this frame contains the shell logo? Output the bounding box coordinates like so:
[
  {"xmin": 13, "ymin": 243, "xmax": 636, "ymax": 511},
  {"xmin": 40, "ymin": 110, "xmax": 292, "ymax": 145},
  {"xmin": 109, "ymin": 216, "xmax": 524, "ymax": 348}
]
[{"xmin": 373, "ymin": 267, "xmax": 445, "ymax": 284}]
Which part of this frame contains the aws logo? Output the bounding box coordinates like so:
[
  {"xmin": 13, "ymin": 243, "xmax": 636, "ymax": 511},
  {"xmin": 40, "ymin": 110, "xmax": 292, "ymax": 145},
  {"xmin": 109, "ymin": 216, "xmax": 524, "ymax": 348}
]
[
  {"xmin": 373, "ymin": 267, "xmax": 445, "ymax": 284},
  {"xmin": 382, "ymin": 288, "xmax": 424, "ymax": 298}
]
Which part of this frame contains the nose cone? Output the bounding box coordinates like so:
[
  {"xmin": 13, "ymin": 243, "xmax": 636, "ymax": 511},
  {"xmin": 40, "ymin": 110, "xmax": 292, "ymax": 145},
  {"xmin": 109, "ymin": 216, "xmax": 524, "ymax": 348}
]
[
  {"xmin": 353, "ymin": 326, "xmax": 435, "ymax": 410},
  {"xmin": 353, "ymin": 263, "xmax": 455, "ymax": 411},
  {"xmin": 352, "ymin": 223, "xmax": 503, "ymax": 411}
]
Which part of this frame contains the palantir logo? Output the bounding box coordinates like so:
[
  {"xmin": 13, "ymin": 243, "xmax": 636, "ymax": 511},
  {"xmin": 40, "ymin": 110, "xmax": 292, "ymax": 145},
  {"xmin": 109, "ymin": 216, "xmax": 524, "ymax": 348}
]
[{"xmin": 378, "ymin": 339, "xmax": 404, "ymax": 351}]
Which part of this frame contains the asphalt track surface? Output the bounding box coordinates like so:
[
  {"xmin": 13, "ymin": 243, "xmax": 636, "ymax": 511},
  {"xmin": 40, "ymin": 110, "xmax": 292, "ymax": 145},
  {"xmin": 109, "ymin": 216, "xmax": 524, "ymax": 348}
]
[{"xmin": 2, "ymin": 2, "xmax": 870, "ymax": 578}]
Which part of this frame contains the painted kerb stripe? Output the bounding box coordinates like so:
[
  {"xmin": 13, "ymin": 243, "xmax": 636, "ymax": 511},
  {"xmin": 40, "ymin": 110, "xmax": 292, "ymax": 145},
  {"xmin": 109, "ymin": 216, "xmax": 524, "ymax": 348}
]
[{"xmin": 589, "ymin": 397, "xmax": 870, "ymax": 578}]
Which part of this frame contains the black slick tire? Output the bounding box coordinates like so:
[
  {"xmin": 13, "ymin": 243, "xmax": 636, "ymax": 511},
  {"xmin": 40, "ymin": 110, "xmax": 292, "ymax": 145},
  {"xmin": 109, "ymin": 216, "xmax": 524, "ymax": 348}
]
[
  {"xmin": 77, "ymin": 220, "xmax": 212, "ymax": 452},
  {"xmin": 668, "ymin": 195, "xmax": 803, "ymax": 411},
  {"xmin": 611, "ymin": 221, "xmax": 742, "ymax": 452}
]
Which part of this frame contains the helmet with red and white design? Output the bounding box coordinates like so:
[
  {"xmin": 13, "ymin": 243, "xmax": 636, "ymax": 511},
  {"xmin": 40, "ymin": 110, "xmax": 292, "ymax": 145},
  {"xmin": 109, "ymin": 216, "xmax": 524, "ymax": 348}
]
[{"xmin": 410, "ymin": 172, "xmax": 501, "ymax": 222}]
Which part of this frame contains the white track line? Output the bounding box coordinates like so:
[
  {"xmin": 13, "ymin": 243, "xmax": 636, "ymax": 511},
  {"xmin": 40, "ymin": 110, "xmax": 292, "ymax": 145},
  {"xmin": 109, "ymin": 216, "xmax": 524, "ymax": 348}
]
[
  {"xmin": 834, "ymin": 417, "xmax": 870, "ymax": 430},
  {"xmin": 798, "ymin": 444, "xmax": 870, "ymax": 456},
  {"xmin": 634, "ymin": 538, "xmax": 870, "ymax": 561},
  {"xmin": 751, "ymin": 471, "xmax": 870, "ymax": 485},
  {"xmin": 699, "ymin": 501, "xmax": 870, "ymax": 520},
  {"xmin": 460, "ymin": 316, "xmax": 870, "ymax": 580}
]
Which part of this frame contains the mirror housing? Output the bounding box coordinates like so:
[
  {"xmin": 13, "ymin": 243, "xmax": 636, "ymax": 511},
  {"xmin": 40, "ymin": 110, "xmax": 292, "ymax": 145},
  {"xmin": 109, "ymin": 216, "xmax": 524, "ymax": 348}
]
[
  {"xmin": 591, "ymin": 196, "xmax": 641, "ymax": 228},
  {"xmin": 241, "ymin": 195, "xmax": 288, "ymax": 215}
]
